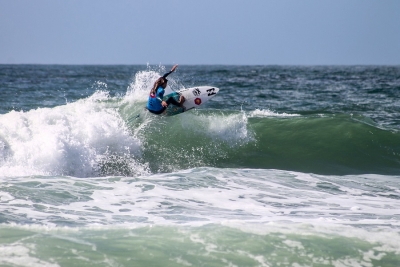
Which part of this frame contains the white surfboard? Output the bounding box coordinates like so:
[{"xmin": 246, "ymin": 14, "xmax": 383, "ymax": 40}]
[{"xmin": 163, "ymin": 86, "xmax": 219, "ymax": 116}]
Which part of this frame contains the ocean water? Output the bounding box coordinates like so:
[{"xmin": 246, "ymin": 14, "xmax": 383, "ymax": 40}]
[{"xmin": 0, "ymin": 64, "xmax": 400, "ymax": 267}]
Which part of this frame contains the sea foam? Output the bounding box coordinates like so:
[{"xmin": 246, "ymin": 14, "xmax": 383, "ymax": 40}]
[{"xmin": 0, "ymin": 91, "xmax": 145, "ymax": 177}]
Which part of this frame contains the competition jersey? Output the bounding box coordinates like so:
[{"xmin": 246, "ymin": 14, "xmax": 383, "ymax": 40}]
[{"xmin": 147, "ymin": 86, "xmax": 165, "ymax": 112}]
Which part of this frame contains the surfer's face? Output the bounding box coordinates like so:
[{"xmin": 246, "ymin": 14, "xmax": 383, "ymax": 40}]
[{"xmin": 161, "ymin": 80, "xmax": 167, "ymax": 88}]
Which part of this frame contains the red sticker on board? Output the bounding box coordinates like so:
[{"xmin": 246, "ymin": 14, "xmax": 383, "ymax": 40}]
[{"xmin": 194, "ymin": 98, "xmax": 202, "ymax": 105}]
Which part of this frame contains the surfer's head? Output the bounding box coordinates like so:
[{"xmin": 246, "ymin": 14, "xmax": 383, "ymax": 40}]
[
  {"xmin": 151, "ymin": 77, "xmax": 168, "ymax": 94},
  {"xmin": 158, "ymin": 77, "xmax": 168, "ymax": 88}
]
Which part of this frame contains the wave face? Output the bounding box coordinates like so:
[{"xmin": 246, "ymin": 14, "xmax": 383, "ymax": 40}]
[{"xmin": 1, "ymin": 65, "xmax": 400, "ymax": 266}]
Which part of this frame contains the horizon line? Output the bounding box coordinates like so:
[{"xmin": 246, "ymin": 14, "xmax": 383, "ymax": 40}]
[{"xmin": 1, "ymin": 63, "xmax": 400, "ymax": 67}]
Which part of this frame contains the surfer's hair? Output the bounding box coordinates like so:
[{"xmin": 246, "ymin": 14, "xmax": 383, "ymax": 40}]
[{"xmin": 150, "ymin": 77, "xmax": 166, "ymax": 94}]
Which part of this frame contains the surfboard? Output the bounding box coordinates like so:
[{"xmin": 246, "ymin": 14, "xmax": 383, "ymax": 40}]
[{"xmin": 163, "ymin": 86, "xmax": 219, "ymax": 116}]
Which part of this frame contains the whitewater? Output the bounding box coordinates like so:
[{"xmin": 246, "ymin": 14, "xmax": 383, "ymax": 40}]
[{"xmin": 0, "ymin": 65, "xmax": 399, "ymax": 266}]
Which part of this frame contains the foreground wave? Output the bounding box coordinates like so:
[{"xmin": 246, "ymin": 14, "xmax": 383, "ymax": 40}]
[
  {"xmin": 1, "ymin": 223, "xmax": 399, "ymax": 267},
  {"xmin": 1, "ymin": 168, "xmax": 400, "ymax": 266},
  {"xmin": 2, "ymin": 168, "xmax": 399, "ymax": 226}
]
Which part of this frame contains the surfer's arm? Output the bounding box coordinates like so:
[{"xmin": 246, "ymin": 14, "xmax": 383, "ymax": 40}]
[
  {"xmin": 156, "ymin": 97, "xmax": 167, "ymax": 107},
  {"xmin": 156, "ymin": 88, "xmax": 167, "ymax": 106},
  {"xmin": 156, "ymin": 88, "xmax": 163, "ymax": 101},
  {"xmin": 150, "ymin": 89, "xmax": 163, "ymax": 103},
  {"xmin": 162, "ymin": 64, "xmax": 178, "ymax": 78}
]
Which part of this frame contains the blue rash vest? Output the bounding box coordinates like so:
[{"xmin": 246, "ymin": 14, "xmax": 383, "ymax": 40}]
[{"xmin": 147, "ymin": 86, "xmax": 165, "ymax": 112}]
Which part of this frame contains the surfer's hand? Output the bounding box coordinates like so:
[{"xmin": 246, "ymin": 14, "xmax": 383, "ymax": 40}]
[
  {"xmin": 161, "ymin": 101, "xmax": 168, "ymax": 107},
  {"xmin": 171, "ymin": 64, "xmax": 178, "ymax": 72}
]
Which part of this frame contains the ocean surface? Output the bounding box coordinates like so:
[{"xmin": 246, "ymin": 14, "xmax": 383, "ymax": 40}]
[{"xmin": 1, "ymin": 64, "xmax": 400, "ymax": 266}]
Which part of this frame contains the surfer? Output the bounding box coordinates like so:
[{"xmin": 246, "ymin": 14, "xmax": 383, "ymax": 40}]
[{"xmin": 147, "ymin": 64, "xmax": 185, "ymax": 115}]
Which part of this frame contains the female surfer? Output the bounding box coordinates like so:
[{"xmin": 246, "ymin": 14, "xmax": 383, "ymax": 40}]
[{"xmin": 147, "ymin": 64, "xmax": 185, "ymax": 115}]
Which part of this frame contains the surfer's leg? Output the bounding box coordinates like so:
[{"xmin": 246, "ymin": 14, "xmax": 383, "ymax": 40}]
[
  {"xmin": 166, "ymin": 97, "xmax": 182, "ymax": 107},
  {"xmin": 179, "ymin": 95, "xmax": 185, "ymax": 106}
]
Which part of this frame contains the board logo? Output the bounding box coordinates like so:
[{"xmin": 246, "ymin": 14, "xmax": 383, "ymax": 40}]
[
  {"xmin": 192, "ymin": 88, "xmax": 201, "ymax": 96},
  {"xmin": 207, "ymin": 88, "xmax": 216, "ymax": 96},
  {"xmin": 194, "ymin": 98, "xmax": 202, "ymax": 105}
]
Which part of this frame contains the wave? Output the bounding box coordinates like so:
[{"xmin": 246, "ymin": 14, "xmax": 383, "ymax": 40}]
[
  {"xmin": 243, "ymin": 113, "xmax": 400, "ymax": 175},
  {"xmin": 2, "ymin": 223, "xmax": 399, "ymax": 267},
  {"xmin": 122, "ymin": 108, "xmax": 400, "ymax": 175},
  {"xmin": 1, "ymin": 166, "xmax": 399, "ymax": 265},
  {"xmin": 0, "ymin": 91, "xmax": 147, "ymax": 177},
  {"xmin": 1, "ymin": 69, "xmax": 400, "ymax": 177}
]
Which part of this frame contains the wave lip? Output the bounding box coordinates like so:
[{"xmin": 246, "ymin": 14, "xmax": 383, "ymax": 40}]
[{"xmin": 249, "ymin": 108, "xmax": 301, "ymax": 118}]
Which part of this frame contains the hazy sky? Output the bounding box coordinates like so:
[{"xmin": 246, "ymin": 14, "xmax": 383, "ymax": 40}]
[{"xmin": 1, "ymin": 0, "xmax": 399, "ymax": 65}]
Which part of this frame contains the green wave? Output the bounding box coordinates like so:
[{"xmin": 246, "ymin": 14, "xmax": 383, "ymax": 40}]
[
  {"xmin": 242, "ymin": 114, "xmax": 400, "ymax": 175},
  {"xmin": 120, "ymin": 104, "xmax": 400, "ymax": 175}
]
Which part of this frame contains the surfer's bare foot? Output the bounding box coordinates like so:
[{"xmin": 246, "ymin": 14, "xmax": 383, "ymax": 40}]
[{"xmin": 179, "ymin": 95, "xmax": 185, "ymax": 106}]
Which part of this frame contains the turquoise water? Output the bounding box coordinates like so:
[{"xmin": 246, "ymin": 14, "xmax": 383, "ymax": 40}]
[{"xmin": 1, "ymin": 65, "xmax": 400, "ymax": 266}]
